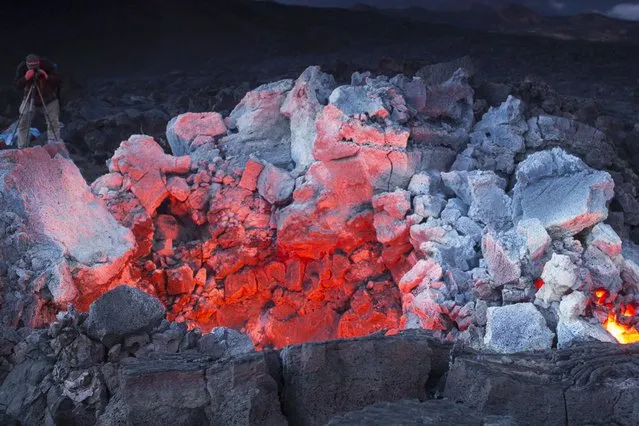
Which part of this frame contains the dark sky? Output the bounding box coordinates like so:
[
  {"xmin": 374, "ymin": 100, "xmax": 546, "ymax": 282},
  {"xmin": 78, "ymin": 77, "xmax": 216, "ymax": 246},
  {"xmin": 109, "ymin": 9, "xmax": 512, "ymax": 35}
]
[{"xmin": 274, "ymin": 0, "xmax": 639, "ymax": 20}]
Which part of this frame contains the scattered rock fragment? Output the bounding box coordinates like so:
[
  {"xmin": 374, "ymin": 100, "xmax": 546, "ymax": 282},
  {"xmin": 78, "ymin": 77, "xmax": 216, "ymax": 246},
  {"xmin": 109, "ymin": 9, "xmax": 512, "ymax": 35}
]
[{"xmin": 484, "ymin": 303, "xmax": 554, "ymax": 353}]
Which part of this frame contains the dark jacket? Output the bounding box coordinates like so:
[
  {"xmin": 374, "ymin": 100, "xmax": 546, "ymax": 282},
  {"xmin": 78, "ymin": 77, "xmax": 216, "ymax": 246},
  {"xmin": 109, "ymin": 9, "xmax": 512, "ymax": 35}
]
[{"xmin": 15, "ymin": 58, "xmax": 61, "ymax": 106}]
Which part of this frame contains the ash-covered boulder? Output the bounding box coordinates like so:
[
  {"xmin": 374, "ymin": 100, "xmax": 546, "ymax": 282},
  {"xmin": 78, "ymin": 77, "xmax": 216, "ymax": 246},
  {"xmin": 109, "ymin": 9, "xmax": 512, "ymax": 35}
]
[
  {"xmin": 221, "ymin": 79, "xmax": 294, "ymax": 169},
  {"xmin": 535, "ymin": 253, "xmax": 579, "ymax": 308},
  {"xmin": 197, "ymin": 327, "xmax": 255, "ymax": 359},
  {"xmin": 481, "ymin": 228, "xmax": 526, "ymax": 287},
  {"xmin": 281, "ymin": 66, "xmax": 336, "ymax": 173},
  {"xmin": 556, "ymin": 291, "xmax": 615, "ymax": 348},
  {"xmin": 415, "ymin": 55, "xmax": 476, "ymax": 87},
  {"xmin": 410, "ymin": 219, "xmax": 478, "ymax": 272},
  {"xmin": 328, "ymin": 85, "xmax": 389, "ymax": 119},
  {"xmin": 257, "ymin": 161, "xmax": 295, "ymax": 205},
  {"xmin": 583, "ymin": 244, "xmax": 623, "ymax": 295},
  {"xmin": 413, "ymin": 194, "xmax": 445, "ymax": 219},
  {"xmin": 277, "ymin": 76, "xmax": 417, "ymax": 257},
  {"xmin": 586, "ymin": 223, "xmax": 622, "ymax": 258},
  {"xmin": 457, "ymin": 95, "xmax": 528, "ymax": 174},
  {"xmin": 454, "ymin": 216, "xmax": 484, "ymax": 244},
  {"xmin": 516, "ymin": 218, "xmax": 551, "ymax": 261},
  {"xmin": 389, "ymin": 74, "xmax": 427, "ymax": 113},
  {"xmin": 166, "ymin": 112, "xmax": 227, "ymax": 156},
  {"xmin": 108, "ymin": 135, "xmax": 191, "ymax": 215},
  {"xmin": 525, "ymin": 115, "xmax": 618, "ymax": 169},
  {"xmin": 85, "ymin": 285, "xmax": 165, "ymax": 348},
  {"xmin": 484, "ymin": 303, "xmax": 554, "ymax": 353},
  {"xmin": 512, "ymin": 148, "xmax": 614, "ymax": 238},
  {"xmin": 441, "ymin": 170, "xmax": 512, "ymax": 229},
  {"xmin": 0, "ymin": 147, "xmax": 136, "ymax": 326},
  {"xmin": 409, "ymin": 68, "xmax": 474, "ymax": 152},
  {"xmin": 407, "ymin": 172, "xmax": 441, "ymax": 196}
]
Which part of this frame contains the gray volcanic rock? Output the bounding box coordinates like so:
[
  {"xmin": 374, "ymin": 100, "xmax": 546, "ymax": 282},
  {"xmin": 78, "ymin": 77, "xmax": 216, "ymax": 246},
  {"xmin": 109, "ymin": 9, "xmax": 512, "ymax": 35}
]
[
  {"xmin": 280, "ymin": 65, "xmax": 336, "ymax": 173},
  {"xmin": 103, "ymin": 352, "xmax": 285, "ymax": 426},
  {"xmin": 166, "ymin": 112, "xmax": 227, "ymax": 157},
  {"xmin": 441, "ymin": 170, "xmax": 512, "ymax": 229},
  {"xmin": 86, "ymin": 285, "xmax": 166, "ymax": 348},
  {"xmin": 526, "ymin": 115, "xmax": 618, "ymax": 169},
  {"xmin": 327, "ymin": 399, "xmax": 495, "ymax": 426},
  {"xmin": 221, "ymin": 79, "xmax": 294, "ymax": 169},
  {"xmin": 512, "ymin": 148, "xmax": 615, "ymax": 238},
  {"xmin": 445, "ymin": 342, "xmax": 639, "ymax": 425},
  {"xmin": 484, "ymin": 303, "xmax": 554, "ymax": 353},
  {"xmin": 465, "ymin": 95, "xmax": 529, "ymax": 174},
  {"xmin": 280, "ymin": 331, "xmax": 435, "ymax": 426},
  {"xmin": 0, "ymin": 146, "xmax": 135, "ymax": 327},
  {"xmin": 197, "ymin": 327, "xmax": 255, "ymax": 358}
]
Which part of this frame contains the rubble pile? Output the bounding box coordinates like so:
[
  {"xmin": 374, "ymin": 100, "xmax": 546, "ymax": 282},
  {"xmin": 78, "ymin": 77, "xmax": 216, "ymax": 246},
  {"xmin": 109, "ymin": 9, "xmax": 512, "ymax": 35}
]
[
  {"xmin": 2, "ymin": 64, "xmax": 639, "ymax": 352},
  {"xmin": 0, "ymin": 285, "xmax": 265, "ymax": 425}
]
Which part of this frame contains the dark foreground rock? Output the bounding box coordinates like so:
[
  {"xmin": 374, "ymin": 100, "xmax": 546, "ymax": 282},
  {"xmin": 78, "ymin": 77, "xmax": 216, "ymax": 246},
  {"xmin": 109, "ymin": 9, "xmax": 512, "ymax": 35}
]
[
  {"xmin": 2, "ymin": 283, "xmax": 639, "ymax": 426},
  {"xmin": 85, "ymin": 285, "xmax": 166, "ymax": 348},
  {"xmin": 326, "ymin": 399, "xmax": 512, "ymax": 426},
  {"xmin": 279, "ymin": 332, "xmax": 437, "ymax": 426},
  {"xmin": 101, "ymin": 352, "xmax": 285, "ymax": 426},
  {"xmin": 445, "ymin": 342, "xmax": 639, "ymax": 426}
]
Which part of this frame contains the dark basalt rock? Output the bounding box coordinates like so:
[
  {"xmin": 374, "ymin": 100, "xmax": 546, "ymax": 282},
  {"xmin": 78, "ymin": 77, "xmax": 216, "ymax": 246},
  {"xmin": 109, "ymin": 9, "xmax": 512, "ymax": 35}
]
[
  {"xmin": 279, "ymin": 330, "xmax": 445, "ymax": 426},
  {"xmin": 444, "ymin": 342, "xmax": 639, "ymax": 426},
  {"xmin": 85, "ymin": 285, "xmax": 165, "ymax": 349}
]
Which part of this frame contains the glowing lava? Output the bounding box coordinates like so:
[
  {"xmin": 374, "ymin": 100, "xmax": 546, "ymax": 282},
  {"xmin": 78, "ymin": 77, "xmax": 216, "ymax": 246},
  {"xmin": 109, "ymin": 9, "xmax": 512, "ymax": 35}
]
[
  {"xmin": 603, "ymin": 313, "xmax": 639, "ymax": 344},
  {"xmin": 592, "ymin": 288, "xmax": 639, "ymax": 344}
]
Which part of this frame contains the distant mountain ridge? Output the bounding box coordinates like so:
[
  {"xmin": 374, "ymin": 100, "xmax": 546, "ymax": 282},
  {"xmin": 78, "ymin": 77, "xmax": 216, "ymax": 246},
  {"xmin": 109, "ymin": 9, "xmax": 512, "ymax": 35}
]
[{"xmin": 373, "ymin": 2, "xmax": 639, "ymax": 44}]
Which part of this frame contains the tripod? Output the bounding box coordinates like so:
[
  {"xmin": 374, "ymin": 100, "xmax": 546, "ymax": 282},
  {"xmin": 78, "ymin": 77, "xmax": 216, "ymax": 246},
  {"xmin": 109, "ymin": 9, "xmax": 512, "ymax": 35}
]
[{"xmin": 9, "ymin": 73, "xmax": 61, "ymax": 148}]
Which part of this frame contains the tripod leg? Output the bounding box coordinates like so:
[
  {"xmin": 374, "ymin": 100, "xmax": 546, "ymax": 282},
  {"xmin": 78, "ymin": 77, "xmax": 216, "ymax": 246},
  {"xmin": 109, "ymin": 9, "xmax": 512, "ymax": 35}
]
[
  {"xmin": 9, "ymin": 85, "xmax": 34, "ymax": 148},
  {"xmin": 35, "ymin": 86, "xmax": 61, "ymax": 143},
  {"xmin": 18, "ymin": 93, "xmax": 35, "ymax": 149}
]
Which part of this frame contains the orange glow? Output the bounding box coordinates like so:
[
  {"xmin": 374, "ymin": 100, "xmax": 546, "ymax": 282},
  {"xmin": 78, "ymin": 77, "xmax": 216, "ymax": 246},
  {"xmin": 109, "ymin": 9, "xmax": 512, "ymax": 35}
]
[
  {"xmin": 594, "ymin": 288, "xmax": 608, "ymax": 304},
  {"xmin": 603, "ymin": 313, "xmax": 639, "ymax": 344},
  {"xmin": 622, "ymin": 304, "xmax": 637, "ymax": 317},
  {"xmin": 591, "ymin": 288, "xmax": 639, "ymax": 344}
]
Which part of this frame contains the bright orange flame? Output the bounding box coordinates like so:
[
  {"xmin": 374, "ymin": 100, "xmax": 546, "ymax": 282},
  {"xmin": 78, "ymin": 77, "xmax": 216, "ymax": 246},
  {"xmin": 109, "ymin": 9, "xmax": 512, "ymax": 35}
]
[
  {"xmin": 622, "ymin": 304, "xmax": 637, "ymax": 317},
  {"xmin": 604, "ymin": 313, "xmax": 639, "ymax": 344}
]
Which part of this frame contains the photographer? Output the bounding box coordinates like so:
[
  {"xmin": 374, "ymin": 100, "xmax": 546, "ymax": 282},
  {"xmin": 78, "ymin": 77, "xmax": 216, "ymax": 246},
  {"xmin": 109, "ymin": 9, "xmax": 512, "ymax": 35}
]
[{"xmin": 14, "ymin": 53, "xmax": 61, "ymax": 148}]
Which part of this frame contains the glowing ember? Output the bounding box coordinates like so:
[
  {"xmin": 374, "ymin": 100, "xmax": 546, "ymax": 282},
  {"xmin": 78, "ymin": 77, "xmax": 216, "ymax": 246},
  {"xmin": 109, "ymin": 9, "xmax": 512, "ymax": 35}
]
[
  {"xmin": 603, "ymin": 313, "xmax": 639, "ymax": 344},
  {"xmin": 594, "ymin": 288, "xmax": 608, "ymax": 305},
  {"xmin": 622, "ymin": 304, "xmax": 637, "ymax": 317},
  {"xmin": 534, "ymin": 278, "xmax": 544, "ymax": 290}
]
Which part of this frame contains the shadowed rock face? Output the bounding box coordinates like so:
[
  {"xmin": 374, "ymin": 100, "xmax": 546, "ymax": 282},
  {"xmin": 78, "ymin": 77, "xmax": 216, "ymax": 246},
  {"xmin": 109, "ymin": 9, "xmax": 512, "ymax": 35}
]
[
  {"xmin": 1, "ymin": 286, "xmax": 638, "ymax": 426},
  {"xmin": 444, "ymin": 342, "xmax": 639, "ymax": 425}
]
